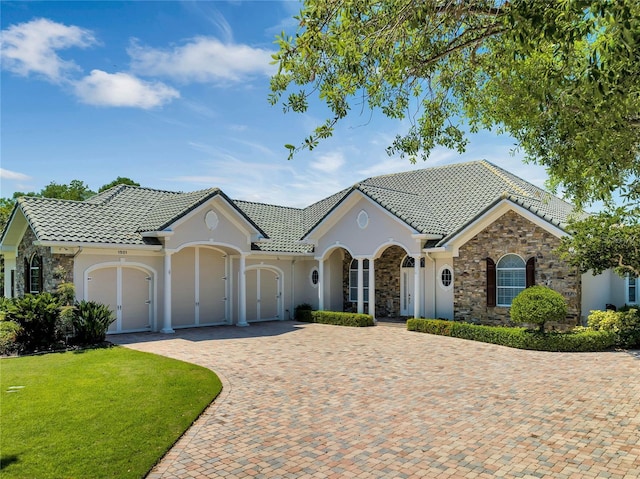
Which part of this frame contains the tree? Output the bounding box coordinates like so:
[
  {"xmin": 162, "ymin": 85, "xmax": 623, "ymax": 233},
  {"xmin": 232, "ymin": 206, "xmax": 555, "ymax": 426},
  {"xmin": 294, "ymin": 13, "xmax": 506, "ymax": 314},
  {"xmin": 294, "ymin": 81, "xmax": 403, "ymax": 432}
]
[
  {"xmin": 0, "ymin": 198, "xmax": 15, "ymax": 236},
  {"xmin": 270, "ymin": 0, "xmax": 639, "ymax": 208},
  {"xmin": 13, "ymin": 180, "xmax": 95, "ymax": 201},
  {"xmin": 557, "ymin": 208, "xmax": 640, "ymax": 278},
  {"xmin": 98, "ymin": 177, "xmax": 140, "ymax": 193}
]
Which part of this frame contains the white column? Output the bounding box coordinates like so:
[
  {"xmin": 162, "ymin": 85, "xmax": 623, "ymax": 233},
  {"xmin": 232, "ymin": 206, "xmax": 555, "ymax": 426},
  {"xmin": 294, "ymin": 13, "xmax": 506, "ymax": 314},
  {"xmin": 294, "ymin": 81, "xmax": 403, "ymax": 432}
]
[
  {"xmin": 3, "ymin": 254, "xmax": 16, "ymax": 298},
  {"xmin": 237, "ymin": 253, "xmax": 249, "ymax": 326},
  {"xmin": 161, "ymin": 251, "xmax": 174, "ymax": 333},
  {"xmin": 413, "ymin": 255, "xmax": 421, "ymax": 319},
  {"xmin": 357, "ymin": 257, "xmax": 364, "ymax": 314},
  {"xmin": 368, "ymin": 257, "xmax": 376, "ymax": 321},
  {"xmin": 318, "ymin": 258, "xmax": 324, "ymax": 311}
]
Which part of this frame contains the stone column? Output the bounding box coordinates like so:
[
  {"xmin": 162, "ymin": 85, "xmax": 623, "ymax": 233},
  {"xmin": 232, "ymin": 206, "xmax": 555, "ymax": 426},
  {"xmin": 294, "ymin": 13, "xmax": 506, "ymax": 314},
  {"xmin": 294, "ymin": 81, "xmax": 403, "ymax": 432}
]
[{"xmin": 161, "ymin": 250, "xmax": 175, "ymax": 333}]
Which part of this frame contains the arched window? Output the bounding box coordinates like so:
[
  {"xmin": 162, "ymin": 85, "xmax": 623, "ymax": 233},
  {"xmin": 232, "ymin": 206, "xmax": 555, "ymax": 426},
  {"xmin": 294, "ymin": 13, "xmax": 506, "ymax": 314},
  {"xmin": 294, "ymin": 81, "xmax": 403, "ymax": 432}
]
[
  {"xmin": 27, "ymin": 254, "xmax": 43, "ymax": 294},
  {"xmin": 401, "ymin": 256, "xmax": 425, "ymax": 268},
  {"xmin": 496, "ymin": 254, "xmax": 525, "ymax": 306},
  {"xmin": 349, "ymin": 259, "xmax": 369, "ymax": 302}
]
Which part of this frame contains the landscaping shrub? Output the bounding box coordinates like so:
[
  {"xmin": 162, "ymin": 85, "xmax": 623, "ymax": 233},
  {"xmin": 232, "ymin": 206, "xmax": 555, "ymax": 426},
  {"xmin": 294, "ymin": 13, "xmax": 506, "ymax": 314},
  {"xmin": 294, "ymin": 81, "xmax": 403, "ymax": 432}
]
[
  {"xmin": 309, "ymin": 310, "xmax": 374, "ymax": 327},
  {"xmin": 72, "ymin": 300, "xmax": 115, "ymax": 345},
  {"xmin": 0, "ymin": 320, "xmax": 21, "ymax": 356},
  {"xmin": 294, "ymin": 303, "xmax": 313, "ymax": 321},
  {"xmin": 5, "ymin": 293, "xmax": 62, "ymax": 352},
  {"xmin": 588, "ymin": 308, "xmax": 640, "ymax": 349},
  {"xmin": 510, "ymin": 285, "xmax": 567, "ymax": 332},
  {"xmin": 407, "ymin": 318, "xmax": 615, "ymax": 352}
]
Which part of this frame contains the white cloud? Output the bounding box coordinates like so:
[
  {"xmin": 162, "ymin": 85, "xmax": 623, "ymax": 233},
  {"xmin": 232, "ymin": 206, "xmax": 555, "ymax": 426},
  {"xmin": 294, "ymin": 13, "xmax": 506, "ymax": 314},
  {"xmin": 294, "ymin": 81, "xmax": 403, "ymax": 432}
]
[
  {"xmin": 1, "ymin": 18, "xmax": 96, "ymax": 82},
  {"xmin": 73, "ymin": 70, "xmax": 179, "ymax": 108},
  {"xmin": 310, "ymin": 151, "xmax": 345, "ymax": 173},
  {"xmin": 127, "ymin": 37, "xmax": 275, "ymax": 83},
  {"xmin": 0, "ymin": 168, "xmax": 31, "ymax": 181}
]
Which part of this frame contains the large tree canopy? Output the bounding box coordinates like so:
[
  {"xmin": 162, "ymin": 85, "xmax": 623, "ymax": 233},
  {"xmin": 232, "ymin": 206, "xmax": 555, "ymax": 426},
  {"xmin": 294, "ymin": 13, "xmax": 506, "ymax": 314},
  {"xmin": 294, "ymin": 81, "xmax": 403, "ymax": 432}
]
[
  {"xmin": 557, "ymin": 208, "xmax": 640, "ymax": 277},
  {"xmin": 270, "ymin": 0, "xmax": 639, "ymax": 208}
]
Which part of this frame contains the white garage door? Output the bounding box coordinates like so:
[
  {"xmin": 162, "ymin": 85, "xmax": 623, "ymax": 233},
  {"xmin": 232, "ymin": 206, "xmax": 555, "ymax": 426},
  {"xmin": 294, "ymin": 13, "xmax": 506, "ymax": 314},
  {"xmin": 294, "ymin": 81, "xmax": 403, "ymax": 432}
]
[{"xmin": 87, "ymin": 266, "xmax": 153, "ymax": 333}]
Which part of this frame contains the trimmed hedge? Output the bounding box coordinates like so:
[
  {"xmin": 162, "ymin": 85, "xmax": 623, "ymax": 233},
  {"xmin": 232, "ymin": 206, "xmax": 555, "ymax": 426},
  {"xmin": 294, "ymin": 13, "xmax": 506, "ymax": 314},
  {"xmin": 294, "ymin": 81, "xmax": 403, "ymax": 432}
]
[
  {"xmin": 406, "ymin": 318, "xmax": 615, "ymax": 352},
  {"xmin": 300, "ymin": 310, "xmax": 375, "ymax": 327}
]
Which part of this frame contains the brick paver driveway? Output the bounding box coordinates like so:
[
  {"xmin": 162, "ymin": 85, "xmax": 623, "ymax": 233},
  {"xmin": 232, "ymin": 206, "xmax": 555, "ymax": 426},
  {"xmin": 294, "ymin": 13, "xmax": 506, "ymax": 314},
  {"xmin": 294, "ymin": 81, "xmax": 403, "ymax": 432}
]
[{"xmin": 112, "ymin": 322, "xmax": 640, "ymax": 479}]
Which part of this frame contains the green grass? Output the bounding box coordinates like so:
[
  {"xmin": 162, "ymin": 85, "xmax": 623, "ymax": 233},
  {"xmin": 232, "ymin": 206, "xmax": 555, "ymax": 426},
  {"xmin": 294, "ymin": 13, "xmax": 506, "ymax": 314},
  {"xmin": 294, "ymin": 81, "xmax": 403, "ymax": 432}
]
[{"xmin": 0, "ymin": 346, "xmax": 222, "ymax": 479}]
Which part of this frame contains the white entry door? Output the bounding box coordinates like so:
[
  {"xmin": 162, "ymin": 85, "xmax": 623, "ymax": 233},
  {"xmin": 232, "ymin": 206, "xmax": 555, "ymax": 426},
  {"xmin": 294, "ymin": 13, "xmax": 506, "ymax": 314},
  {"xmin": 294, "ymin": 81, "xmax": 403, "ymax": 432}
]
[{"xmin": 400, "ymin": 268, "xmax": 414, "ymax": 316}]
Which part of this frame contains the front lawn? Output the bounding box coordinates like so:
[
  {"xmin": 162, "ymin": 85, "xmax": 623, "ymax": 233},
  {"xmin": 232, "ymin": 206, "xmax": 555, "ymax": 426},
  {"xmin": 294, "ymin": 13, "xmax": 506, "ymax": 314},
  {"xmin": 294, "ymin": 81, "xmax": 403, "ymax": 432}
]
[{"xmin": 0, "ymin": 346, "xmax": 222, "ymax": 479}]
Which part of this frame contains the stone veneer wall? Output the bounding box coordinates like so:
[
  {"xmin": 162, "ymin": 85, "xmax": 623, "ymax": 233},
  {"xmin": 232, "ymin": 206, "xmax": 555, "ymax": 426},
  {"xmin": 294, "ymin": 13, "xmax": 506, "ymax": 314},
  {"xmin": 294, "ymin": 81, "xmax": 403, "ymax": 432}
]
[
  {"xmin": 15, "ymin": 227, "xmax": 74, "ymax": 296},
  {"xmin": 342, "ymin": 245, "xmax": 405, "ymax": 317},
  {"xmin": 454, "ymin": 210, "xmax": 580, "ymax": 328}
]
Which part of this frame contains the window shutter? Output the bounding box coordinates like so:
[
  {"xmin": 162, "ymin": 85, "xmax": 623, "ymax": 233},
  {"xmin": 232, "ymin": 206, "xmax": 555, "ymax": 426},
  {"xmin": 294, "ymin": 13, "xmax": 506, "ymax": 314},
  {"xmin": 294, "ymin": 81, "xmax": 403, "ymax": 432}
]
[
  {"xmin": 486, "ymin": 257, "xmax": 496, "ymax": 307},
  {"xmin": 24, "ymin": 257, "xmax": 30, "ymax": 295},
  {"xmin": 526, "ymin": 257, "xmax": 535, "ymax": 288}
]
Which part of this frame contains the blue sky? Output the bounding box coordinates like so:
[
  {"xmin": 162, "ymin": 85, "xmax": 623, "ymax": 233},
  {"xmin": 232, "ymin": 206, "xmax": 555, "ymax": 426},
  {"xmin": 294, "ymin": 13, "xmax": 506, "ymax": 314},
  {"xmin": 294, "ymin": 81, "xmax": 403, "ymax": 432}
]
[{"xmin": 1, "ymin": 0, "xmax": 551, "ymax": 208}]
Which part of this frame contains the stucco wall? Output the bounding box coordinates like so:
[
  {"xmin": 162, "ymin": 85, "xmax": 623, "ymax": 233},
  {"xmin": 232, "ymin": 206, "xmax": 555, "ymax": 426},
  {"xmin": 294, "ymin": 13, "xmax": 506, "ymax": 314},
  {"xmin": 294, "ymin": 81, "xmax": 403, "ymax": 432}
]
[{"xmin": 454, "ymin": 210, "xmax": 580, "ymax": 328}]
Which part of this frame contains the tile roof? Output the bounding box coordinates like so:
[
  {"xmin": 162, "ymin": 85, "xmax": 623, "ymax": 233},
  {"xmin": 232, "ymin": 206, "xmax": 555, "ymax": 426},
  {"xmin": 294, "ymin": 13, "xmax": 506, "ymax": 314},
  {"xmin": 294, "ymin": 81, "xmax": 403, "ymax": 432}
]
[{"xmin": 4, "ymin": 160, "xmax": 579, "ymax": 252}]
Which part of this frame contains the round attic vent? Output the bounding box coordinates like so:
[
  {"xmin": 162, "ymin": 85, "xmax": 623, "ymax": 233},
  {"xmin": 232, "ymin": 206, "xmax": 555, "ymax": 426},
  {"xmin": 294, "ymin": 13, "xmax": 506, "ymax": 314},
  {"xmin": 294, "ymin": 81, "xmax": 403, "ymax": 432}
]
[
  {"xmin": 205, "ymin": 210, "xmax": 219, "ymax": 230},
  {"xmin": 357, "ymin": 210, "xmax": 369, "ymax": 229}
]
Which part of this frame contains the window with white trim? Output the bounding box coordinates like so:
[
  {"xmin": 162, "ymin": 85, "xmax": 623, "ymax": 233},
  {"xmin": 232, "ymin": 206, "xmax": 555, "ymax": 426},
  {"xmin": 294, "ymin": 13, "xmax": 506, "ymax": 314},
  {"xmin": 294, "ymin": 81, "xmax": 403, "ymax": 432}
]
[
  {"xmin": 29, "ymin": 254, "xmax": 42, "ymax": 294},
  {"xmin": 310, "ymin": 268, "xmax": 319, "ymax": 287},
  {"xmin": 439, "ymin": 266, "xmax": 453, "ymax": 290},
  {"xmin": 627, "ymin": 276, "xmax": 637, "ymax": 304},
  {"xmin": 496, "ymin": 254, "xmax": 526, "ymax": 306},
  {"xmin": 349, "ymin": 259, "xmax": 369, "ymax": 302}
]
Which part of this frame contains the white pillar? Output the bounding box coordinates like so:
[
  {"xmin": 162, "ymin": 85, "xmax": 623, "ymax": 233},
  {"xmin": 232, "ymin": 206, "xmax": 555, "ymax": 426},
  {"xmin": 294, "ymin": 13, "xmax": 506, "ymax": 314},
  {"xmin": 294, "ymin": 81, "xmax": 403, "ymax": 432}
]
[
  {"xmin": 318, "ymin": 258, "xmax": 324, "ymax": 311},
  {"xmin": 3, "ymin": 254, "xmax": 16, "ymax": 298},
  {"xmin": 237, "ymin": 253, "xmax": 249, "ymax": 326},
  {"xmin": 357, "ymin": 257, "xmax": 364, "ymax": 314},
  {"xmin": 161, "ymin": 251, "xmax": 174, "ymax": 333},
  {"xmin": 413, "ymin": 255, "xmax": 421, "ymax": 319},
  {"xmin": 368, "ymin": 257, "xmax": 376, "ymax": 321}
]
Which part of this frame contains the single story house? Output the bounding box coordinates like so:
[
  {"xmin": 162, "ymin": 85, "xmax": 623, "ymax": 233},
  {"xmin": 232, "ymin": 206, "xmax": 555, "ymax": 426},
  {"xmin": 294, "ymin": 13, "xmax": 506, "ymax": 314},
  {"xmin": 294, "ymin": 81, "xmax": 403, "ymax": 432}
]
[{"xmin": 1, "ymin": 160, "xmax": 635, "ymax": 333}]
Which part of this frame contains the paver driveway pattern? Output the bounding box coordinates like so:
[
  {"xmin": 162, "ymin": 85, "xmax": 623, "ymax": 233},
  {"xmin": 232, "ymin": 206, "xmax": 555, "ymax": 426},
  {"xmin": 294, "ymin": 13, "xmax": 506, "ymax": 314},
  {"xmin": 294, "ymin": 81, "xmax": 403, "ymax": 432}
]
[{"xmin": 112, "ymin": 322, "xmax": 640, "ymax": 479}]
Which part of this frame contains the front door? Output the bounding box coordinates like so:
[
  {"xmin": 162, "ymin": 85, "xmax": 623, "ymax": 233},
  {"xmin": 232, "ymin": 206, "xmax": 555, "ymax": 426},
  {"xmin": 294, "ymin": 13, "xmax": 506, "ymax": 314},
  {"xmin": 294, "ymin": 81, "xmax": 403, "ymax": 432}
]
[{"xmin": 400, "ymin": 268, "xmax": 414, "ymax": 316}]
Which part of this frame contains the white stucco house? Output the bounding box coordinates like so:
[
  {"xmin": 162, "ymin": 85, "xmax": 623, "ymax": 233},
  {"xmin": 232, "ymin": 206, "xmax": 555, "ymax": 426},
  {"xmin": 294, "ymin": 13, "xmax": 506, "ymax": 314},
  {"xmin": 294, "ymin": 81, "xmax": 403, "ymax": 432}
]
[{"xmin": 1, "ymin": 160, "xmax": 635, "ymax": 333}]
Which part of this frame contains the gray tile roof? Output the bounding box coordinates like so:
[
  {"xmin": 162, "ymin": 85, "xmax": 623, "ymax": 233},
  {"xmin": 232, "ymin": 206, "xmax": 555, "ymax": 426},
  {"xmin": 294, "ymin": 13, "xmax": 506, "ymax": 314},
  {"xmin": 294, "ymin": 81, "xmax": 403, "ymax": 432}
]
[
  {"xmin": 350, "ymin": 160, "xmax": 578, "ymax": 245},
  {"xmin": 4, "ymin": 160, "xmax": 579, "ymax": 252}
]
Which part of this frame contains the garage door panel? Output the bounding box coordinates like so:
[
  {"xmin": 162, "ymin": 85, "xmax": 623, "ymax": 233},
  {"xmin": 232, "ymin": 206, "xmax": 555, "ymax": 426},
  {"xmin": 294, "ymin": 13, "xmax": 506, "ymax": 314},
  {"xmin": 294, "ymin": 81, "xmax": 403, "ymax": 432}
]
[
  {"xmin": 87, "ymin": 268, "xmax": 118, "ymax": 333},
  {"xmin": 172, "ymin": 248, "xmax": 196, "ymax": 326},
  {"xmin": 245, "ymin": 270, "xmax": 258, "ymax": 321},
  {"xmin": 199, "ymin": 248, "xmax": 226, "ymax": 324},
  {"xmin": 121, "ymin": 268, "xmax": 151, "ymax": 331},
  {"xmin": 261, "ymin": 270, "xmax": 278, "ymax": 319}
]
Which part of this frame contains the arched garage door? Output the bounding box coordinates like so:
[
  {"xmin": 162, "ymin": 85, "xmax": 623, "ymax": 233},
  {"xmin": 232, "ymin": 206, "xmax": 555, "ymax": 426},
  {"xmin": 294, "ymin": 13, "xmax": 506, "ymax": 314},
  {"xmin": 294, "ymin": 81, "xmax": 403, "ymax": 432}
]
[
  {"xmin": 245, "ymin": 267, "xmax": 282, "ymax": 322},
  {"xmin": 86, "ymin": 265, "xmax": 154, "ymax": 333}
]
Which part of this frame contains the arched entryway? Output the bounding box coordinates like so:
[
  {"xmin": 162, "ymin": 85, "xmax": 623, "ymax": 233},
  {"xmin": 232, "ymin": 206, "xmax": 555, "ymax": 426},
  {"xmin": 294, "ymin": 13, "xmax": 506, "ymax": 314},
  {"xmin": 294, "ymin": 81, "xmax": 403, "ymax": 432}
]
[{"xmin": 400, "ymin": 255, "xmax": 425, "ymax": 316}]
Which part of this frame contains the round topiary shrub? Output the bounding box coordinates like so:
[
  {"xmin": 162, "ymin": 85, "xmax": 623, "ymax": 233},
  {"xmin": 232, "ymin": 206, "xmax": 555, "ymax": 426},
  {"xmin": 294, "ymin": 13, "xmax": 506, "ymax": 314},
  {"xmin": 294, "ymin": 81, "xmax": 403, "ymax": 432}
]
[{"xmin": 510, "ymin": 285, "xmax": 567, "ymax": 333}]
